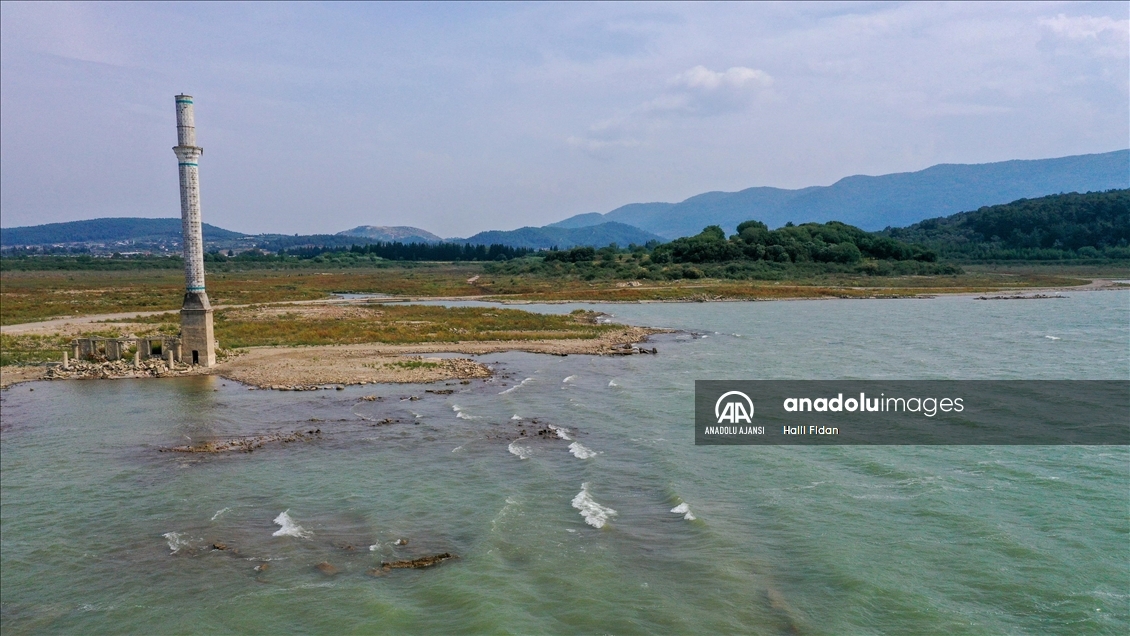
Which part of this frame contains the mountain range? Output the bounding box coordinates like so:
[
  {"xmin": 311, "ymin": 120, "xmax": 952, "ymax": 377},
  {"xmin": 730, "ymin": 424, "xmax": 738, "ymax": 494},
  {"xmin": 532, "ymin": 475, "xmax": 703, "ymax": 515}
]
[
  {"xmin": 550, "ymin": 150, "xmax": 1129, "ymax": 238},
  {"xmin": 4, "ymin": 150, "xmax": 1126, "ymax": 251},
  {"xmin": 0, "ymin": 217, "xmax": 244, "ymax": 247},
  {"xmin": 455, "ymin": 222, "xmax": 664, "ymax": 250}
]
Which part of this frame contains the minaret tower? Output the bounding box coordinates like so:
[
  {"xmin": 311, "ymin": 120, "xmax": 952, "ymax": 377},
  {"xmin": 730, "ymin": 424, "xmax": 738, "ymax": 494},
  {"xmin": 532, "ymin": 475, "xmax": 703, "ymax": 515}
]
[{"xmin": 173, "ymin": 94, "xmax": 216, "ymax": 367}]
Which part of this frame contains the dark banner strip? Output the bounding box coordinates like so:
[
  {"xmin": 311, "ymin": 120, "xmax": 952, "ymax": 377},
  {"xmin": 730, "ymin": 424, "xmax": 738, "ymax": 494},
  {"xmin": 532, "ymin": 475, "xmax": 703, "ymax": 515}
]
[{"xmin": 695, "ymin": 381, "xmax": 1129, "ymax": 445}]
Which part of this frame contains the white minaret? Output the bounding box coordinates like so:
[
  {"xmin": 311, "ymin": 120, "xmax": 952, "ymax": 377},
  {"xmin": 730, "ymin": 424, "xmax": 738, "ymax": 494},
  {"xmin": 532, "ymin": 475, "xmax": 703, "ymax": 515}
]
[{"xmin": 173, "ymin": 94, "xmax": 216, "ymax": 367}]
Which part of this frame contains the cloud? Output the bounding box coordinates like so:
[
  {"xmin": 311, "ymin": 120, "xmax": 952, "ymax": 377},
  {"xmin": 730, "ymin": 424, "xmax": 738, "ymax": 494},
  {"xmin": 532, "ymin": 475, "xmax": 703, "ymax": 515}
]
[
  {"xmin": 565, "ymin": 135, "xmax": 641, "ymax": 154},
  {"xmin": 1038, "ymin": 14, "xmax": 1128, "ymax": 40},
  {"xmin": 566, "ymin": 64, "xmax": 774, "ymax": 156},
  {"xmin": 669, "ymin": 65, "xmax": 773, "ymax": 91}
]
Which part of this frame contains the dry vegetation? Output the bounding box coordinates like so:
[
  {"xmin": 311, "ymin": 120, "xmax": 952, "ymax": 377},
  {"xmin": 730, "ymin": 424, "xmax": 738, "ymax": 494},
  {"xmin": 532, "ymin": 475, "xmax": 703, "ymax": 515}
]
[{"xmin": 1, "ymin": 261, "xmax": 1107, "ymax": 328}]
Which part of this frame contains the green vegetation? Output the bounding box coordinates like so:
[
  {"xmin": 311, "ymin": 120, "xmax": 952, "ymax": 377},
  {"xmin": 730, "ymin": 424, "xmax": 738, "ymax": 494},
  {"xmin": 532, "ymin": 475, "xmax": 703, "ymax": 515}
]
[
  {"xmin": 488, "ymin": 221, "xmax": 958, "ymax": 282},
  {"xmin": 884, "ymin": 190, "xmax": 1130, "ymax": 260}
]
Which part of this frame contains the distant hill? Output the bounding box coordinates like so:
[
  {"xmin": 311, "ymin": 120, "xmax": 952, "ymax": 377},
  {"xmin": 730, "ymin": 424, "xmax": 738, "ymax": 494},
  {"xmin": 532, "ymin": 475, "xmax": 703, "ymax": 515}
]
[
  {"xmin": 883, "ymin": 189, "xmax": 1129, "ymax": 259},
  {"xmin": 0, "ymin": 217, "xmax": 245, "ymax": 246},
  {"xmin": 337, "ymin": 225, "xmax": 443, "ymax": 243},
  {"xmin": 456, "ymin": 222, "xmax": 664, "ymax": 250},
  {"xmin": 552, "ymin": 150, "xmax": 1130, "ymax": 238}
]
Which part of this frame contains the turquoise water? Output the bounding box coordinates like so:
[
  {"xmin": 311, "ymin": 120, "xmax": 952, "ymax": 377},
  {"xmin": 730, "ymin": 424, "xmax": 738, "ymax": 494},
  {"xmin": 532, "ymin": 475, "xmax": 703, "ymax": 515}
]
[{"xmin": 2, "ymin": 292, "xmax": 1127, "ymax": 634}]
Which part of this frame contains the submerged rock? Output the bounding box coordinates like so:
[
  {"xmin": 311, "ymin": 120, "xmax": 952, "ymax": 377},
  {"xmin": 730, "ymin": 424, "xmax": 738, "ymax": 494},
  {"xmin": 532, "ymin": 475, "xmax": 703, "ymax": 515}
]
[
  {"xmin": 380, "ymin": 553, "xmax": 455, "ymax": 570},
  {"xmin": 314, "ymin": 561, "xmax": 339, "ymax": 575}
]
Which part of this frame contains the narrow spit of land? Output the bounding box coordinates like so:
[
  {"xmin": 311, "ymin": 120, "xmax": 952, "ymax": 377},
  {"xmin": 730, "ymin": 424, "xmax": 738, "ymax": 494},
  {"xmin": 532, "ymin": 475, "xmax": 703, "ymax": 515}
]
[{"xmin": 0, "ymin": 302, "xmax": 662, "ymax": 388}]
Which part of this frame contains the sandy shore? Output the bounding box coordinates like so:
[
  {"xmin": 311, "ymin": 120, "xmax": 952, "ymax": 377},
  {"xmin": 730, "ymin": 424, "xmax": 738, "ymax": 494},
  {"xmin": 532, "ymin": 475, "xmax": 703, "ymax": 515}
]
[
  {"xmin": 213, "ymin": 325, "xmax": 659, "ymax": 389},
  {"xmin": 0, "ymin": 366, "xmax": 46, "ymax": 389}
]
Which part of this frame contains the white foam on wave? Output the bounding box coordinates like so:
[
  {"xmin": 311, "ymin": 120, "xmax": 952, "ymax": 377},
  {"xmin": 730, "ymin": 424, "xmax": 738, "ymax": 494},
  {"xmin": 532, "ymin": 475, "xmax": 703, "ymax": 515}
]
[
  {"xmin": 500, "ymin": 378, "xmax": 534, "ymax": 395},
  {"xmin": 670, "ymin": 502, "xmax": 696, "ymax": 521},
  {"xmin": 272, "ymin": 510, "xmax": 312, "ymax": 539},
  {"xmin": 572, "ymin": 482, "xmax": 616, "ymax": 528},
  {"xmin": 511, "ymin": 414, "xmax": 522, "ymax": 420},
  {"xmin": 563, "ymin": 375, "xmax": 577, "ymax": 383},
  {"xmin": 452, "ymin": 404, "xmax": 481, "ymax": 420},
  {"xmin": 608, "ymin": 379, "xmax": 619, "ymax": 387},
  {"xmin": 162, "ymin": 531, "xmax": 192, "ymax": 553},
  {"xmin": 1045, "ymin": 335, "xmax": 1061, "ymax": 340},
  {"xmin": 508, "ymin": 440, "xmax": 533, "ymax": 460},
  {"xmin": 568, "ymin": 442, "xmax": 597, "ymax": 459},
  {"xmin": 548, "ymin": 425, "xmax": 572, "ymax": 440},
  {"xmin": 211, "ymin": 507, "xmax": 232, "ymax": 521}
]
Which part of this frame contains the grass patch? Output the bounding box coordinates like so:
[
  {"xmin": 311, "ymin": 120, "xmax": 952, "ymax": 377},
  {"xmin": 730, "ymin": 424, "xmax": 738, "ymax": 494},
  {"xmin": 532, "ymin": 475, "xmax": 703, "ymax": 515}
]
[{"xmin": 207, "ymin": 305, "xmax": 612, "ymax": 348}]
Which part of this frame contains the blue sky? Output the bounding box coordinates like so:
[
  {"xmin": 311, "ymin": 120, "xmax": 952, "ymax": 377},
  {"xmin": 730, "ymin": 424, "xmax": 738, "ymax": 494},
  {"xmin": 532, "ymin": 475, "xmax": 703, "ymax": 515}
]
[{"xmin": 1, "ymin": 1, "xmax": 1126, "ymax": 236}]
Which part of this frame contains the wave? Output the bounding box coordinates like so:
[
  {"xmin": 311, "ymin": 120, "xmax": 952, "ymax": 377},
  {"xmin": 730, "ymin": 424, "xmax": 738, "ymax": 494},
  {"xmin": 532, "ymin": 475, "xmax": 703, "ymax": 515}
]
[
  {"xmin": 162, "ymin": 531, "xmax": 192, "ymax": 553},
  {"xmin": 508, "ymin": 440, "xmax": 533, "ymax": 460},
  {"xmin": 453, "ymin": 405, "xmax": 481, "ymax": 420},
  {"xmin": 548, "ymin": 425, "xmax": 572, "ymax": 440},
  {"xmin": 500, "ymin": 378, "xmax": 534, "ymax": 395},
  {"xmin": 1045, "ymin": 335, "xmax": 1061, "ymax": 340},
  {"xmin": 563, "ymin": 375, "xmax": 577, "ymax": 383},
  {"xmin": 670, "ymin": 502, "xmax": 696, "ymax": 521},
  {"xmin": 272, "ymin": 510, "xmax": 312, "ymax": 539},
  {"xmin": 210, "ymin": 507, "xmax": 232, "ymax": 522},
  {"xmin": 568, "ymin": 442, "xmax": 597, "ymax": 459},
  {"xmin": 572, "ymin": 482, "xmax": 616, "ymax": 528},
  {"xmin": 608, "ymin": 379, "xmax": 619, "ymax": 387},
  {"xmin": 511, "ymin": 414, "xmax": 522, "ymax": 420}
]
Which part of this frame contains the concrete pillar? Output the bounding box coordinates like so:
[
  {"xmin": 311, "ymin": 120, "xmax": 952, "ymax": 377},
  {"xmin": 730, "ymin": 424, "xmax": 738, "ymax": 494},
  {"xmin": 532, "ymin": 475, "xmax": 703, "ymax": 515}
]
[
  {"xmin": 166, "ymin": 348, "xmax": 174, "ymax": 366},
  {"xmin": 175, "ymin": 342, "xmax": 183, "ymax": 363},
  {"xmin": 62, "ymin": 350, "xmax": 69, "ymax": 369},
  {"xmin": 134, "ymin": 349, "xmax": 141, "ymax": 367},
  {"xmin": 72, "ymin": 343, "xmax": 79, "ymax": 360}
]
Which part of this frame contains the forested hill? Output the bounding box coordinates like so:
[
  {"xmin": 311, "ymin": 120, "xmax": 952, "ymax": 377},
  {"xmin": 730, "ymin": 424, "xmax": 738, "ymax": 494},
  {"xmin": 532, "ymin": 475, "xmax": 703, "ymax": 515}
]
[
  {"xmin": 0, "ymin": 217, "xmax": 244, "ymax": 246},
  {"xmin": 883, "ymin": 189, "xmax": 1129, "ymax": 260}
]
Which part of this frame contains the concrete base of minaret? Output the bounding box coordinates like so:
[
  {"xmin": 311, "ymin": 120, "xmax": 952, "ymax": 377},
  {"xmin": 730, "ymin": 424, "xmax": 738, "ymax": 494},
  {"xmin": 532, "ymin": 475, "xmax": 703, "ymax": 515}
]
[{"xmin": 180, "ymin": 291, "xmax": 216, "ymax": 367}]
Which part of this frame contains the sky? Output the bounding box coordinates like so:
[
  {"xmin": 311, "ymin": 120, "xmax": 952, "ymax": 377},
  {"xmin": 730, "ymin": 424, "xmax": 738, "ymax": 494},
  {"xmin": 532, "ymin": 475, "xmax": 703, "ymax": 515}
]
[{"xmin": 1, "ymin": 2, "xmax": 1127, "ymax": 237}]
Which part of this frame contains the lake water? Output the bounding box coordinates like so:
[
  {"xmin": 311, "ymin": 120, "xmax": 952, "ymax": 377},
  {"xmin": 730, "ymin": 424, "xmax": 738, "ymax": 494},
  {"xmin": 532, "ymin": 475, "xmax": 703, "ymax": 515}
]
[{"xmin": 2, "ymin": 292, "xmax": 1127, "ymax": 635}]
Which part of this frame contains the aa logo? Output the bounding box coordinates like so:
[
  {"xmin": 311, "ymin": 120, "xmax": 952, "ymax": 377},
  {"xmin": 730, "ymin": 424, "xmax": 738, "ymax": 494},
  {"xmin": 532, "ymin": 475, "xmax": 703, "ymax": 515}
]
[{"xmin": 715, "ymin": 390, "xmax": 754, "ymax": 424}]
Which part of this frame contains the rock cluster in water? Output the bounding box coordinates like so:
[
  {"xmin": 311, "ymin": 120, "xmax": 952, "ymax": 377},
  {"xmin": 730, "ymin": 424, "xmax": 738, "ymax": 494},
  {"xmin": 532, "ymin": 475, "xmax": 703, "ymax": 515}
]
[
  {"xmin": 975, "ymin": 294, "xmax": 1065, "ymax": 300},
  {"xmin": 158, "ymin": 429, "xmax": 323, "ymax": 454},
  {"xmin": 42, "ymin": 358, "xmax": 191, "ymax": 381}
]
